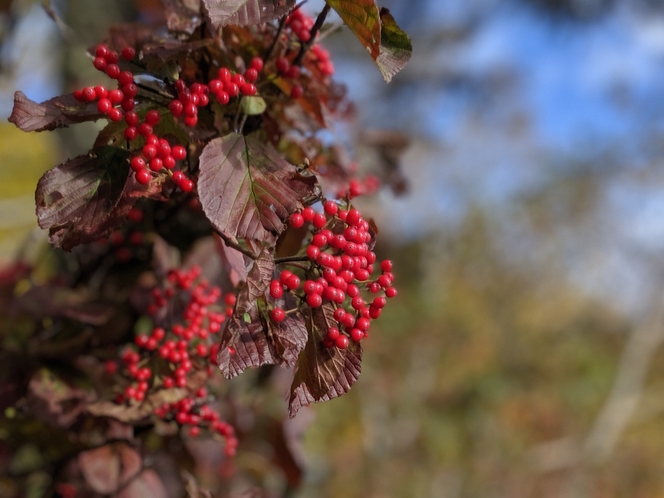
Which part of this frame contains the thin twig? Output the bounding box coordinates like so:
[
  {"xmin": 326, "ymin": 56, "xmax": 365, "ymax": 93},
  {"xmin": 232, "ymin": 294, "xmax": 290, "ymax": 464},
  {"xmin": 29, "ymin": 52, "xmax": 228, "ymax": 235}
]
[
  {"xmin": 214, "ymin": 229, "xmax": 257, "ymax": 260},
  {"xmin": 293, "ymin": 4, "xmax": 331, "ymax": 66},
  {"xmin": 274, "ymin": 255, "xmax": 309, "ymax": 264},
  {"xmin": 265, "ymin": 16, "xmax": 288, "ymax": 62}
]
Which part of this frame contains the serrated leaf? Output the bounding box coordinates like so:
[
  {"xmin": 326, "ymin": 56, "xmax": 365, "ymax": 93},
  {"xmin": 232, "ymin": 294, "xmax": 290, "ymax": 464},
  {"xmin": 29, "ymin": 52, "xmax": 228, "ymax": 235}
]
[
  {"xmin": 35, "ymin": 147, "xmax": 130, "ymax": 250},
  {"xmin": 198, "ymin": 133, "xmax": 317, "ymax": 243},
  {"xmin": 288, "ymin": 304, "xmax": 362, "ymax": 417},
  {"xmin": 203, "ymin": 0, "xmax": 296, "ymax": 28},
  {"xmin": 376, "ymin": 8, "xmax": 412, "ymax": 82},
  {"xmin": 8, "ymin": 91, "xmax": 102, "ymax": 132},
  {"xmin": 241, "ymin": 95, "xmax": 267, "ymax": 115},
  {"xmin": 216, "ymin": 248, "xmax": 307, "ymax": 377},
  {"xmin": 326, "ymin": 0, "xmax": 381, "ymax": 59}
]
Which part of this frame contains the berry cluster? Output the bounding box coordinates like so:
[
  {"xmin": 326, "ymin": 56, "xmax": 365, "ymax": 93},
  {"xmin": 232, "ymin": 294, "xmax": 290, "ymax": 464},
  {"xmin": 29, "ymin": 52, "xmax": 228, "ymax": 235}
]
[
  {"xmin": 336, "ymin": 174, "xmax": 381, "ymax": 200},
  {"xmin": 270, "ymin": 201, "xmax": 396, "ymax": 349},
  {"xmin": 107, "ymin": 265, "xmax": 237, "ymax": 453}
]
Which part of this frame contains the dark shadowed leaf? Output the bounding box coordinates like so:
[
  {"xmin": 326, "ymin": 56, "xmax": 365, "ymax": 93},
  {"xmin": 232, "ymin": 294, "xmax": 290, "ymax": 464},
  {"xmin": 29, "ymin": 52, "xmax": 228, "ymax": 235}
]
[
  {"xmin": 203, "ymin": 0, "xmax": 295, "ymax": 27},
  {"xmin": 288, "ymin": 304, "xmax": 363, "ymax": 417},
  {"xmin": 326, "ymin": 0, "xmax": 381, "ymax": 59},
  {"xmin": 16, "ymin": 286, "xmax": 114, "ymax": 326},
  {"xmin": 198, "ymin": 133, "xmax": 317, "ymax": 243},
  {"xmin": 376, "ymin": 8, "xmax": 412, "ymax": 82},
  {"xmin": 26, "ymin": 369, "xmax": 96, "ymax": 428},
  {"xmin": 9, "ymin": 91, "xmax": 102, "ymax": 132}
]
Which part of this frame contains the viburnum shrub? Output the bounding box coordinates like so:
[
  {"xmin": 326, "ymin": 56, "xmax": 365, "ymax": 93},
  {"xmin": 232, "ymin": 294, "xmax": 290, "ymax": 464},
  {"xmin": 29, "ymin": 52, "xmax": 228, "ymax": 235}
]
[{"xmin": 5, "ymin": 0, "xmax": 410, "ymax": 495}]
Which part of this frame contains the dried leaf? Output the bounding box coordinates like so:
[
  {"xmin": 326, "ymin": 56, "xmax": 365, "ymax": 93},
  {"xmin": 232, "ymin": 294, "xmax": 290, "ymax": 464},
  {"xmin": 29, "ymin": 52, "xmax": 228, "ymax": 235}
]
[
  {"xmin": 36, "ymin": 147, "xmax": 129, "ymax": 248},
  {"xmin": 198, "ymin": 133, "xmax": 317, "ymax": 243},
  {"xmin": 26, "ymin": 369, "xmax": 96, "ymax": 428},
  {"xmin": 203, "ymin": 0, "xmax": 295, "ymax": 28},
  {"xmin": 326, "ymin": 0, "xmax": 381, "ymax": 59},
  {"xmin": 376, "ymin": 8, "xmax": 412, "ymax": 82},
  {"xmin": 8, "ymin": 91, "xmax": 102, "ymax": 132},
  {"xmin": 288, "ymin": 304, "xmax": 363, "ymax": 417}
]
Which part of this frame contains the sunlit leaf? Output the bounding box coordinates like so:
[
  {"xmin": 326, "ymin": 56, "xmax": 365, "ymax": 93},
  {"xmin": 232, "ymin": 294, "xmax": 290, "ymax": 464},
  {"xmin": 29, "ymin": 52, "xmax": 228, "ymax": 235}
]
[
  {"xmin": 241, "ymin": 95, "xmax": 267, "ymax": 115},
  {"xmin": 203, "ymin": 0, "xmax": 296, "ymax": 27},
  {"xmin": 9, "ymin": 91, "xmax": 102, "ymax": 132},
  {"xmin": 376, "ymin": 8, "xmax": 412, "ymax": 82},
  {"xmin": 197, "ymin": 133, "xmax": 317, "ymax": 243},
  {"xmin": 288, "ymin": 304, "xmax": 363, "ymax": 417},
  {"xmin": 326, "ymin": 0, "xmax": 381, "ymax": 59}
]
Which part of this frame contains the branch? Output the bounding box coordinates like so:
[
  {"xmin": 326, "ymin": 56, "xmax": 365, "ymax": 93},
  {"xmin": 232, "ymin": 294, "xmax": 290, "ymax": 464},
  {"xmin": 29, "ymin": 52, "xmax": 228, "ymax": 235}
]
[
  {"xmin": 274, "ymin": 255, "xmax": 309, "ymax": 264},
  {"xmin": 213, "ymin": 229, "xmax": 257, "ymax": 260},
  {"xmin": 293, "ymin": 4, "xmax": 331, "ymax": 66}
]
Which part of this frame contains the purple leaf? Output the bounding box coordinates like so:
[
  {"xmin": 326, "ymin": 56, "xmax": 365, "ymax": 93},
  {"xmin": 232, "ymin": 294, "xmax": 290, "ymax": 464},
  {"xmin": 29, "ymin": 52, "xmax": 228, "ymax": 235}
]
[
  {"xmin": 202, "ymin": 0, "xmax": 295, "ymax": 28},
  {"xmin": 8, "ymin": 91, "xmax": 102, "ymax": 132},
  {"xmin": 198, "ymin": 133, "xmax": 317, "ymax": 243},
  {"xmin": 288, "ymin": 304, "xmax": 363, "ymax": 417}
]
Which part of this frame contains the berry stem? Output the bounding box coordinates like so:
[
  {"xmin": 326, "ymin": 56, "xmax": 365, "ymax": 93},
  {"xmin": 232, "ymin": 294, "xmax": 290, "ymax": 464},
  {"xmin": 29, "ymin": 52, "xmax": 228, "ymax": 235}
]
[
  {"xmin": 265, "ymin": 15, "xmax": 288, "ymax": 62},
  {"xmin": 213, "ymin": 228, "xmax": 257, "ymax": 260},
  {"xmin": 293, "ymin": 4, "xmax": 331, "ymax": 67},
  {"xmin": 274, "ymin": 255, "xmax": 310, "ymax": 264}
]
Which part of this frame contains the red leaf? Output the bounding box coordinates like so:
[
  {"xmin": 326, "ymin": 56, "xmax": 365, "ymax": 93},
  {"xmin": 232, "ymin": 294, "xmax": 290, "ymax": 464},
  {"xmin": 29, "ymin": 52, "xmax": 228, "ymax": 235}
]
[
  {"xmin": 78, "ymin": 443, "xmax": 141, "ymax": 495},
  {"xmin": 198, "ymin": 133, "xmax": 317, "ymax": 243},
  {"xmin": 202, "ymin": 0, "xmax": 295, "ymax": 28},
  {"xmin": 217, "ymin": 249, "xmax": 308, "ymax": 377},
  {"xmin": 326, "ymin": 0, "xmax": 381, "ymax": 59},
  {"xmin": 8, "ymin": 91, "xmax": 102, "ymax": 132},
  {"xmin": 288, "ymin": 304, "xmax": 363, "ymax": 418}
]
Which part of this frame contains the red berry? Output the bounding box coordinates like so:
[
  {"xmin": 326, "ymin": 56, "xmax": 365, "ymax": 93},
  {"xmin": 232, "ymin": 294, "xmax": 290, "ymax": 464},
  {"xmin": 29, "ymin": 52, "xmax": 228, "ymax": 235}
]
[
  {"xmin": 350, "ymin": 328, "xmax": 363, "ymax": 342},
  {"xmin": 122, "ymin": 83, "xmax": 138, "ymax": 97},
  {"xmin": 208, "ymin": 79, "xmax": 222, "ymax": 93},
  {"xmin": 105, "ymin": 51, "xmax": 119, "ymax": 64},
  {"xmin": 169, "ymin": 100, "xmax": 183, "ymax": 117},
  {"xmin": 97, "ymin": 98, "xmax": 112, "ymax": 114},
  {"xmin": 145, "ymin": 109, "xmax": 160, "ymax": 125},
  {"xmin": 346, "ymin": 208, "xmax": 361, "ymax": 226},
  {"xmin": 250, "ymin": 57, "xmax": 264, "ymax": 72},
  {"xmin": 306, "ymin": 245, "xmax": 320, "ymax": 260},
  {"xmin": 179, "ymin": 179, "xmax": 194, "ymax": 192},
  {"xmin": 334, "ymin": 335, "xmax": 349, "ymax": 349},
  {"xmin": 122, "ymin": 46, "xmax": 136, "ymax": 60},
  {"xmin": 231, "ymin": 73, "xmax": 245, "ymax": 86},
  {"xmin": 286, "ymin": 66, "xmax": 301, "ymax": 79},
  {"xmin": 149, "ymin": 157, "xmax": 163, "ymax": 171},
  {"xmin": 124, "ymin": 126, "xmax": 137, "ymax": 141},
  {"xmin": 225, "ymin": 82, "xmax": 239, "ymax": 97},
  {"xmin": 184, "ymin": 103, "xmax": 197, "ymax": 117},
  {"xmin": 306, "ymin": 293, "xmax": 322, "ymax": 308},
  {"xmin": 121, "ymin": 98, "xmax": 135, "ymax": 111},
  {"xmin": 198, "ymin": 93, "xmax": 209, "ymax": 106},
  {"xmin": 142, "ymin": 144, "xmax": 157, "ymax": 159},
  {"xmin": 385, "ymin": 287, "xmax": 397, "ymax": 298},
  {"xmin": 125, "ymin": 111, "xmax": 139, "ymax": 126},
  {"xmin": 106, "ymin": 64, "xmax": 121, "ymax": 79},
  {"xmin": 313, "ymin": 213, "xmax": 326, "ymax": 229},
  {"xmin": 94, "ymin": 85, "xmax": 108, "ymax": 99},
  {"xmin": 118, "ymin": 70, "xmax": 133, "ymax": 86},
  {"xmin": 131, "ymin": 156, "xmax": 147, "ymax": 174},
  {"xmin": 327, "ymin": 327, "xmax": 340, "ymax": 341},
  {"xmin": 217, "ymin": 67, "xmax": 231, "ymax": 82},
  {"xmin": 241, "ymin": 83, "xmax": 257, "ymax": 96},
  {"xmin": 289, "ymin": 212, "xmax": 304, "ymax": 228},
  {"xmin": 285, "ymin": 274, "xmax": 300, "ymax": 290},
  {"xmin": 270, "ymin": 307, "xmax": 286, "ymax": 322},
  {"xmin": 269, "ymin": 280, "xmax": 283, "ymax": 299},
  {"xmin": 108, "ymin": 108, "xmax": 123, "ymax": 122},
  {"xmin": 95, "ymin": 44, "xmax": 109, "ymax": 58},
  {"xmin": 93, "ymin": 56, "xmax": 108, "ymax": 71},
  {"xmin": 172, "ymin": 171, "xmax": 185, "ymax": 183},
  {"xmin": 81, "ymin": 86, "xmax": 96, "ymax": 102},
  {"xmin": 135, "ymin": 169, "xmax": 151, "ymax": 185},
  {"xmin": 163, "ymin": 156, "xmax": 176, "ymax": 170},
  {"xmin": 171, "ymin": 145, "xmax": 186, "ymax": 161},
  {"xmin": 108, "ymin": 89, "xmax": 123, "ymax": 104},
  {"xmin": 216, "ymin": 91, "xmax": 230, "ymax": 105},
  {"xmin": 73, "ymin": 89, "xmax": 84, "ymax": 102},
  {"xmin": 380, "ymin": 260, "xmax": 393, "ymax": 272},
  {"xmin": 244, "ymin": 68, "xmax": 258, "ymax": 82},
  {"xmin": 302, "ymin": 206, "xmax": 315, "ymax": 222},
  {"xmin": 276, "ymin": 56, "xmax": 289, "ymax": 74}
]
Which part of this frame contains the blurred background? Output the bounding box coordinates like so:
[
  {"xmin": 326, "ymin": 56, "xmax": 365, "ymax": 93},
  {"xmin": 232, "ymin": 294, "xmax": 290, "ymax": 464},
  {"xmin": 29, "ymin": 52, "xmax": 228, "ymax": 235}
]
[{"xmin": 4, "ymin": 0, "xmax": 664, "ymax": 496}]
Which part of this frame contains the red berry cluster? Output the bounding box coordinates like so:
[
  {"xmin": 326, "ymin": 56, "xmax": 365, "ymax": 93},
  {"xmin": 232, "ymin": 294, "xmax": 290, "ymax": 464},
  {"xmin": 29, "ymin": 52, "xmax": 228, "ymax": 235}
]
[
  {"xmin": 336, "ymin": 174, "xmax": 381, "ymax": 200},
  {"xmin": 285, "ymin": 8, "xmax": 315, "ymax": 43},
  {"xmin": 270, "ymin": 201, "xmax": 396, "ymax": 349},
  {"xmin": 108, "ymin": 265, "xmax": 237, "ymax": 453}
]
